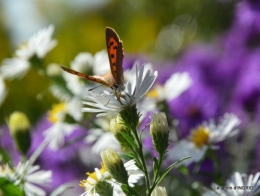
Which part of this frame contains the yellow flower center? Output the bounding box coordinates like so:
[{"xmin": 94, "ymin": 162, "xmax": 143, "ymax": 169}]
[
  {"xmin": 190, "ymin": 126, "xmax": 209, "ymax": 148},
  {"xmin": 47, "ymin": 103, "xmax": 66, "ymax": 123},
  {"xmin": 147, "ymin": 85, "xmax": 165, "ymax": 99},
  {"xmin": 79, "ymin": 162, "xmax": 108, "ymax": 189}
]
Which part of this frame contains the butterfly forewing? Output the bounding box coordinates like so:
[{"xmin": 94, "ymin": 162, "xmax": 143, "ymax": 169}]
[{"xmin": 106, "ymin": 27, "xmax": 124, "ymax": 87}]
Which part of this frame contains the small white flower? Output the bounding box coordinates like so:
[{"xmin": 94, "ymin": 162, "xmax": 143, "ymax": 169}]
[
  {"xmin": 124, "ymin": 160, "xmax": 144, "ymax": 187},
  {"xmin": 70, "ymin": 52, "xmax": 93, "ymax": 73},
  {"xmin": 203, "ymin": 172, "xmax": 260, "ymax": 196},
  {"xmin": 83, "ymin": 118, "xmax": 120, "ymax": 157},
  {"xmin": 0, "ymin": 76, "xmax": 7, "ymax": 106},
  {"xmin": 0, "ymin": 142, "xmax": 52, "ymax": 196},
  {"xmin": 80, "ymin": 160, "xmax": 143, "ymax": 196},
  {"xmin": 15, "ymin": 25, "xmax": 57, "ymax": 59},
  {"xmin": 148, "ymin": 72, "xmax": 192, "ymax": 101},
  {"xmin": 14, "ymin": 162, "xmax": 52, "ymax": 196},
  {"xmin": 82, "ymin": 64, "xmax": 158, "ymax": 117},
  {"xmin": 168, "ymin": 113, "xmax": 240, "ymax": 166},
  {"xmin": 0, "ymin": 25, "xmax": 57, "ymax": 80},
  {"xmin": 0, "ymin": 58, "xmax": 30, "ymax": 79},
  {"xmin": 44, "ymin": 102, "xmax": 79, "ymax": 150},
  {"xmin": 70, "ymin": 50, "xmax": 109, "ymax": 75}
]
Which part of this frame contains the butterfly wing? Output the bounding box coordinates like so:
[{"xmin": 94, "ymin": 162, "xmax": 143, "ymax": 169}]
[
  {"xmin": 61, "ymin": 66, "xmax": 112, "ymax": 87},
  {"xmin": 106, "ymin": 27, "xmax": 124, "ymax": 86}
]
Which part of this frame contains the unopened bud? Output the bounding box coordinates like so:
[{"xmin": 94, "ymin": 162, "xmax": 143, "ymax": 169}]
[
  {"xmin": 100, "ymin": 148, "xmax": 128, "ymax": 185},
  {"xmin": 8, "ymin": 112, "xmax": 31, "ymax": 155},
  {"xmin": 150, "ymin": 112, "xmax": 169, "ymax": 155},
  {"xmin": 151, "ymin": 186, "xmax": 168, "ymax": 196}
]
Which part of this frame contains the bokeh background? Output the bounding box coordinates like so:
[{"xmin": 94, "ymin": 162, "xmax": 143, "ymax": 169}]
[
  {"xmin": 1, "ymin": 0, "xmax": 260, "ymax": 195},
  {"xmin": 0, "ymin": 0, "xmax": 236, "ymax": 124}
]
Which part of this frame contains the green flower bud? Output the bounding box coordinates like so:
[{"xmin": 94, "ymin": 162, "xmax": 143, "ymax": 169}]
[
  {"xmin": 150, "ymin": 112, "xmax": 169, "ymax": 155},
  {"xmin": 100, "ymin": 148, "xmax": 128, "ymax": 185},
  {"xmin": 7, "ymin": 112, "xmax": 31, "ymax": 155},
  {"xmin": 151, "ymin": 186, "xmax": 168, "ymax": 196},
  {"xmin": 110, "ymin": 115, "xmax": 133, "ymax": 151},
  {"xmin": 95, "ymin": 181, "xmax": 114, "ymax": 196}
]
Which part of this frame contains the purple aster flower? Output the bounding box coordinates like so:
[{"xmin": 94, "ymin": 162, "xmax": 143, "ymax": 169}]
[{"xmin": 168, "ymin": 81, "xmax": 221, "ymax": 138}]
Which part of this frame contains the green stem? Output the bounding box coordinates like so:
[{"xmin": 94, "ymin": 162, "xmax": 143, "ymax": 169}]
[
  {"xmin": 132, "ymin": 127, "xmax": 151, "ymax": 195},
  {"xmin": 150, "ymin": 153, "xmax": 163, "ymax": 194}
]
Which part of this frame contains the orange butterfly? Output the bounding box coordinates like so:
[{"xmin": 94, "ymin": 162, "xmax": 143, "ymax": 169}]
[{"xmin": 61, "ymin": 27, "xmax": 125, "ymax": 96}]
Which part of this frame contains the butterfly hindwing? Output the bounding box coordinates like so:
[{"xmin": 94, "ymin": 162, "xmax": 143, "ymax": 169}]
[
  {"xmin": 106, "ymin": 27, "xmax": 124, "ymax": 87},
  {"xmin": 61, "ymin": 66, "xmax": 111, "ymax": 87}
]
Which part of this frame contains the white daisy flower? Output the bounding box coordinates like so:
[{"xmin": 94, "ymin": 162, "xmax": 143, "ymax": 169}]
[
  {"xmin": 44, "ymin": 102, "xmax": 79, "ymax": 150},
  {"xmin": 14, "ymin": 162, "xmax": 52, "ymax": 196},
  {"xmin": 81, "ymin": 64, "xmax": 158, "ymax": 117},
  {"xmin": 168, "ymin": 113, "xmax": 240, "ymax": 166},
  {"xmin": 147, "ymin": 72, "xmax": 192, "ymax": 101},
  {"xmin": 0, "ymin": 142, "xmax": 52, "ymax": 196},
  {"xmin": 80, "ymin": 160, "xmax": 143, "ymax": 196},
  {"xmin": 70, "ymin": 50, "xmax": 109, "ymax": 75},
  {"xmin": 85, "ymin": 118, "xmax": 120, "ymax": 154},
  {"xmin": 203, "ymin": 172, "xmax": 260, "ymax": 196},
  {"xmin": 15, "ymin": 25, "xmax": 57, "ymax": 59},
  {"xmin": 0, "ymin": 58, "xmax": 30, "ymax": 79},
  {"xmin": 0, "ymin": 25, "xmax": 57, "ymax": 80},
  {"xmin": 0, "ymin": 76, "xmax": 7, "ymax": 106}
]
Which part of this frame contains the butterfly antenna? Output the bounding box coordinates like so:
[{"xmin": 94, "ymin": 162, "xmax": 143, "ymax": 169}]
[
  {"xmin": 88, "ymin": 85, "xmax": 103, "ymax": 91},
  {"xmin": 105, "ymin": 99, "xmax": 110, "ymax": 106}
]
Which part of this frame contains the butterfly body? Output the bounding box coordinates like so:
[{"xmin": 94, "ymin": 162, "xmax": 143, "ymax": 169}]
[{"xmin": 61, "ymin": 27, "xmax": 125, "ymax": 95}]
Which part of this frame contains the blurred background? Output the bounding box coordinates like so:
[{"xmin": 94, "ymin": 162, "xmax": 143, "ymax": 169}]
[{"xmin": 0, "ymin": 0, "xmax": 235, "ymax": 124}]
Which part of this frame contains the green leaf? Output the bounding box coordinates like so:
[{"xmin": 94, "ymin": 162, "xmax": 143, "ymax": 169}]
[
  {"xmin": 153, "ymin": 157, "xmax": 158, "ymax": 176},
  {"xmin": 121, "ymin": 184, "xmax": 130, "ymax": 195},
  {"xmin": 50, "ymin": 182, "xmax": 75, "ymax": 196},
  {"xmin": 0, "ymin": 177, "xmax": 24, "ymax": 196},
  {"xmin": 121, "ymin": 132, "xmax": 138, "ymax": 150},
  {"xmin": 119, "ymin": 153, "xmax": 135, "ymax": 161},
  {"xmin": 154, "ymin": 156, "xmax": 190, "ymax": 186}
]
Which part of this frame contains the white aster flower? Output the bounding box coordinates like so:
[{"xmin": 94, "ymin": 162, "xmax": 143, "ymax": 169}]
[
  {"xmin": 44, "ymin": 102, "xmax": 79, "ymax": 150},
  {"xmin": 0, "ymin": 76, "xmax": 7, "ymax": 106},
  {"xmin": 82, "ymin": 64, "xmax": 158, "ymax": 117},
  {"xmin": 85, "ymin": 118, "xmax": 120, "ymax": 154},
  {"xmin": 203, "ymin": 172, "xmax": 260, "ymax": 196},
  {"xmin": 0, "ymin": 142, "xmax": 52, "ymax": 196},
  {"xmin": 14, "ymin": 162, "xmax": 52, "ymax": 196},
  {"xmin": 15, "ymin": 25, "xmax": 57, "ymax": 59},
  {"xmin": 148, "ymin": 72, "xmax": 192, "ymax": 101},
  {"xmin": 168, "ymin": 113, "xmax": 240, "ymax": 166},
  {"xmin": 80, "ymin": 160, "xmax": 143, "ymax": 196},
  {"xmin": 70, "ymin": 50, "xmax": 109, "ymax": 75},
  {"xmin": 0, "ymin": 25, "xmax": 57, "ymax": 80},
  {"xmin": 0, "ymin": 58, "xmax": 30, "ymax": 79},
  {"xmin": 124, "ymin": 160, "xmax": 144, "ymax": 187}
]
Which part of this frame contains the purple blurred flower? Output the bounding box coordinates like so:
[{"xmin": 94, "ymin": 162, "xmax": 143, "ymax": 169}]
[
  {"xmin": 29, "ymin": 115, "xmax": 87, "ymax": 191},
  {"xmin": 168, "ymin": 81, "xmax": 221, "ymax": 138}
]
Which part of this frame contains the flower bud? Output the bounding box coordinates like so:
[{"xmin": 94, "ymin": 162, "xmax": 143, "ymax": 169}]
[
  {"xmin": 100, "ymin": 148, "xmax": 128, "ymax": 185},
  {"xmin": 150, "ymin": 112, "xmax": 169, "ymax": 155},
  {"xmin": 95, "ymin": 181, "xmax": 113, "ymax": 196},
  {"xmin": 110, "ymin": 115, "xmax": 133, "ymax": 150},
  {"xmin": 7, "ymin": 112, "xmax": 31, "ymax": 155},
  {"xmin": 46, "ymin": 63, "xmax": 62, "ymax": 77},
  {"xmin": 151, "ymin": 186, "xmax": 168, "ymax": 196}
]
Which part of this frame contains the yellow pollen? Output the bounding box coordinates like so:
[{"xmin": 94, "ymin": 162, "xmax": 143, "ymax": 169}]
[
  {"xmin": 190, "ymin": 126, "xmax": 210, "ymax": 148},
  {"xmin": 47, "ymin": 103, "xmax": 66, "ymax": 123}
]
